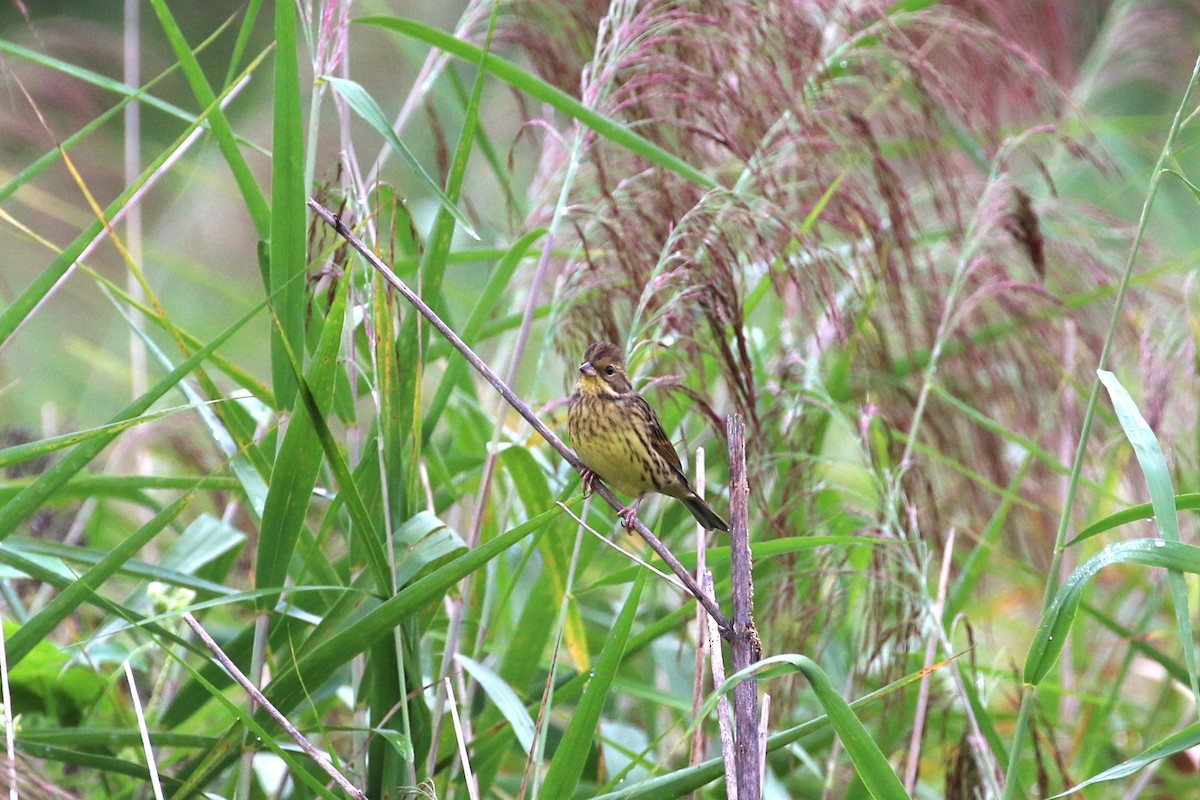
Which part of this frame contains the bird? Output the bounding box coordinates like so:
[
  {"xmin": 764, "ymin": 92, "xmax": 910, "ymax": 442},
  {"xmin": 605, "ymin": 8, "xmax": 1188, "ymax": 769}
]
[{"xmin": 567, "ymin": 341, "xmax": 729, "ymax": 532}]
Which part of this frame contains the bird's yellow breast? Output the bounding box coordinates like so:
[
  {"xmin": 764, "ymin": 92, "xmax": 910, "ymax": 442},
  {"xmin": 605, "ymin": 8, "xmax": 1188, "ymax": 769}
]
[{"xmin": 568, "ymin": 394, "xmax": 659, "ymax": 496}]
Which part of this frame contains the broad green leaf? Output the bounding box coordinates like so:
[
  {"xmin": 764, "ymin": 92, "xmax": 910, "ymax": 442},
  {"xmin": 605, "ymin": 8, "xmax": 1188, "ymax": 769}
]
[
  {"xmin": 392, "ymin": 511, "xmax": 467, "ymax": 588},
  {"xmin": 160, "ymin": 513, "xmax": 245, "ymax": 578},
  {"xmin": 2, "ymin": 619, "xmax": 105, "ymax": 725}
]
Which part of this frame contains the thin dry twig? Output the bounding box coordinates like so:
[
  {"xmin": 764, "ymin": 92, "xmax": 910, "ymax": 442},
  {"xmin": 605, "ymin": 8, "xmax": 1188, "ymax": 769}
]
[
  {"xmin": 703, "ymin": 571, "xmax": 738, "ymax": 800},
  {"xmin": 905, "ymin": 527, "xmax": 957, "ymax": 792},
  {"xmin": 308, "ymin": 199, "xmax": 731, "ymax": 636},
  {"xmin": 182, "ymin": 613, "xmax": 368, "ymax": 800},
  {"xmin": 758, "ymin": 693, "xmax": 770, "ymax": 796},
  {"xmin": 558, "ymin": 501, "xmax": 686, "ymax": 590},
  {"xmin": 689, "ymin": 449, "xmax": 711, "ymax": 782}
]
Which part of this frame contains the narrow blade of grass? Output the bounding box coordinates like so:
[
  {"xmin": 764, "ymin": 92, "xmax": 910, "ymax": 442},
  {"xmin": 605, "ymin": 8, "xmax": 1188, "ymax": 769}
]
[
  {"xmin": 267, "ymin": 0, "xmax": 307, "ymax": 407},
  {"xmin": 0, "ymin": 297, "xmax": 266, "ymax": 539},
  {"xmin": 1024, "ymin": 539, "xmax": 1200, "ymax": 684},
  {"xmin": 256, "ymin": 275, "xmax": 346, "ymax": 601},
  {"xmin": 540, "ymin": 571, "xmax": 646, "ymax": 798},
  {"xmin": 1098, "ymin": 369, "xmax": 1198, "ymax": 703},
  {"xmin": 357, "ymin": 16, "xmax": 717, "ymax": 191},
  {"xmin": 326, "ymin": 77, "xmax": 478, "ymax": 239}
]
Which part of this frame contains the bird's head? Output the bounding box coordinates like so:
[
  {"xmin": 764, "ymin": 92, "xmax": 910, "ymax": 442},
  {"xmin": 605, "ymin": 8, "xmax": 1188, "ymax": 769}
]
[{"xmin": 576, "ymin": 341, "xmax": 633, "ymax": 397}]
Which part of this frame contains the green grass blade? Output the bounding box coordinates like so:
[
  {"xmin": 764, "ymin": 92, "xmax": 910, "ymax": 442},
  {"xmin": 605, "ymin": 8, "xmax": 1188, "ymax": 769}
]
[
  {"xmin": 256, "ymin": 275, "xmax": 346, "ymax": 601},
  {"xmin": 540, "ymin": 571, "xmax": 646, "ymax": 798},
  {"xmin": 176, "ymin": 507, "xmax": 562, "ymax": 791},
  {"xmin": 1053, "ymin": 723, "xmax": 1200, "ymax": 797},
  {"xmin": 274, "ymin": 300, "xmax": 391, "ymax": 592},
  {"xmin": 145, "ymin": 0, "xmax": 270, "ymax": 236},
  {"xmin": 1097, "ymin": 369, "xmax": 1198, "ymax": 702},
  {"xmin": 0, "ymin": 297, "xmax": 265, "ymax": 539},
  {"xmin": 456, "ymin": 656, "xmax": 536, "ymax": 754},
  {"xmin": 0, "ymin": 21, "xmax": 239, "ymax": 205},
  {"xmin": 1067, "ymin": 494, "xmax": 1200, "ymax": 546},
  {"xmin": 0, "ymin": 406, "xmax": 195, "ymax": 471},
  {"xmin": 222, "ymin": 0, "xmax": 264, "ymax": 85},
  {"xmin": 356, "ymin": 16, "xmax": 717, "ymax": 191},
  {"xmin": 5, "ymin": 487, "xmax": 200, "ymax": 664},
  {"xmin": 267, "ymin": 0, "xmax": 307, "ymax": 407},
  {"xmin": 1024, "ymin": 539, "xmax": 1200, "ymax": 684},
  {"xmin": 422, "ymin": 227, "xmax": 546, "ymax": 441},
  {"xmin": 4, "ymin": 537, "xmax": 251, "ymax": 606},
  {"xmin": 265, "ymin": 505, "xmax": 561, "ymax": 713},
  {"xmin": 0, "ymin": 59, "xmax": 265, "ymax": 350},
  {"xmin": 698, "ymin": 655, "xmax": 909, "ymax": 800},
  {"xmin": 325, "ymin": 77, "xmax": 478, "ymax": 239}
]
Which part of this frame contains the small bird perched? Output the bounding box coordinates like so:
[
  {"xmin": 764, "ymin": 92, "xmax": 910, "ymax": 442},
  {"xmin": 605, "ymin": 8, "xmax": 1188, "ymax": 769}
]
[{"xmin": 568, "ymin": 341, "xmax": 729, "ymax": 532}]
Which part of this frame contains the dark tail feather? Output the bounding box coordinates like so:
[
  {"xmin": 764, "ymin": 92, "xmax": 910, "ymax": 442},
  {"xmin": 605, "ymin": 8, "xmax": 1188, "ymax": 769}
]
[{"xmin": 681, "ymin": 494, "xmax": 729, "ymax": 531}]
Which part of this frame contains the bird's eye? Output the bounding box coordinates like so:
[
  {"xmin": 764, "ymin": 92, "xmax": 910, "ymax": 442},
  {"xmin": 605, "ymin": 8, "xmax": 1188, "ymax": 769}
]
[{"xmin": 605, "ymin": 365, "xmax": 615, "ymax": 376}]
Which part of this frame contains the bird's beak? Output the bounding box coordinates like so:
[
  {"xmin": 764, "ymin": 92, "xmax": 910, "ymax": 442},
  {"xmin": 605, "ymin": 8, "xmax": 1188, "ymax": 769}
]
[{"xmin": 579, "ymin": 360, "xmax": 597, "ymax": 377}]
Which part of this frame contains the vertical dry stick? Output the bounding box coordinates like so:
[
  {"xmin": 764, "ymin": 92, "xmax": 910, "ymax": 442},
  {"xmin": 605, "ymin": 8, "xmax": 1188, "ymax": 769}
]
[
  {"xmin": 726, "ymin": 414, "xmax": 760, "ymax": 799},
  {"xmin": 758, "ymin": 694, "xmax": 771, "ymax": 796},
  {"xmin": 703, "ymin": 572, "xmax": 738, "ymax": 800},
  {"xmin": 690, "ymin": 448, "xmax": 711, "ymax": 782}
]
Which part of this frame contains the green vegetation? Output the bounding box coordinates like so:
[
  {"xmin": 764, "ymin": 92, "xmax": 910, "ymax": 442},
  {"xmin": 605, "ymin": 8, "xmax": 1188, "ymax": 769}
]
[{"xmin": 2, "ymin": 1, "xmax": 1200, "ymax": 798}]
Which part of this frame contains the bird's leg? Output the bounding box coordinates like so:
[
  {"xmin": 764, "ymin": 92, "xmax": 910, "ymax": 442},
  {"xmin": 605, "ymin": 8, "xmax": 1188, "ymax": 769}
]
[
  {"xmin": 580, "ymin": 468, "xmax": 597, "ymax": 497},
  {"xmin": 618, "ymin": 496, "xmax": 644, "ymax": 534}
]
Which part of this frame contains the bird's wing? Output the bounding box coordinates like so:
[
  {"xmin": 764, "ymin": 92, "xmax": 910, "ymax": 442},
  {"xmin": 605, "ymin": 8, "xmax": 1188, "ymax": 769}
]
[{"xmin": 634, "ymin": 395, "xmax": 687, "ymax": 477}]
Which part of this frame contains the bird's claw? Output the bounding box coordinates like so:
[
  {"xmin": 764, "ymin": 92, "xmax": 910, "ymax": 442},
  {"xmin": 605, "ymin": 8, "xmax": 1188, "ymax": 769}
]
[
  {"xmin": 618, "ymin": 498, "xmax": 643, "ymax": 534},
  {"xmin": 580, "ymin": 468, "xmax": 597, "ymax": 498}
]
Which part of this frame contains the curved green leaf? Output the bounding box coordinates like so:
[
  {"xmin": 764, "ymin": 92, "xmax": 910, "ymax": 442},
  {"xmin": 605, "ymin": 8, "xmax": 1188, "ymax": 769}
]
[
  {"xmin": 1052, "ymin": 721, "xmax": 1200, "ymax": 797},
  {"xmin": 325, "ymin": 77, "xmax": 478, "ymax": 239},
  {"xmin": 1098, "ymin": 369, "xmax": 1197, "ymax": 699},
  {"xmin": 697, "ymin": 655, "xmax": 910, "ymax": 800},
  {"xmin": 1025, "ymin": 539, "xmax": 1200, "ymax": 684},
  {"xmin": 1068, "ymin": 494, "xmax": 1200, "ymax": 547}
]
